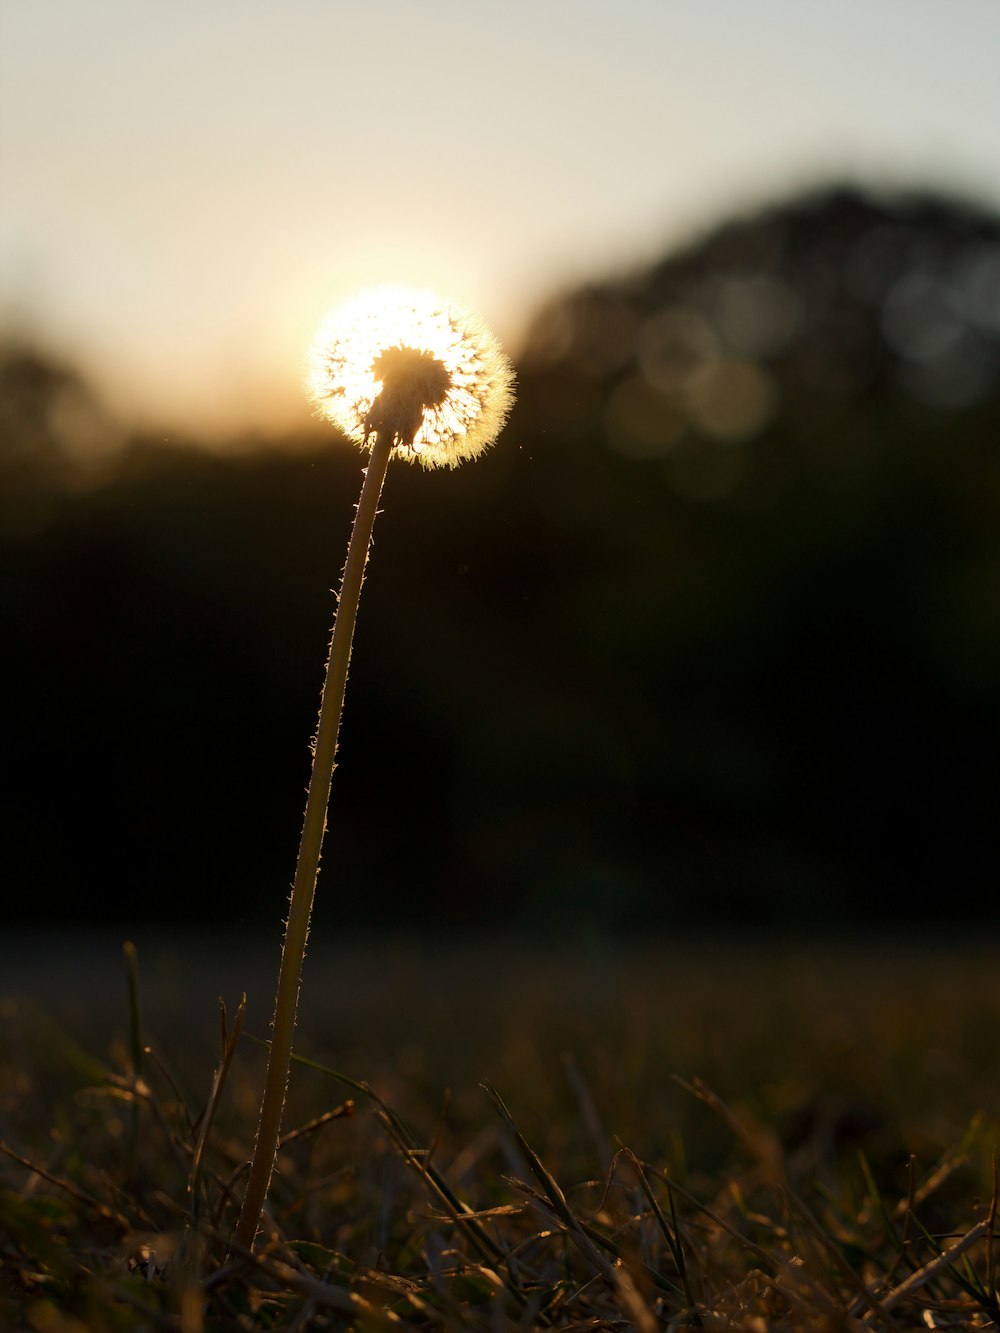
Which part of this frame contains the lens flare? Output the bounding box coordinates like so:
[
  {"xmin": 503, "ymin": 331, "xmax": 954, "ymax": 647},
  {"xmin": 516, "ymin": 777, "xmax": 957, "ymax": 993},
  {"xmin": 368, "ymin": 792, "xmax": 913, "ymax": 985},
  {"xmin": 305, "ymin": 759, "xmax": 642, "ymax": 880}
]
[{"xmin": 307, "ymin": 286, "xmax": 515, "ymax": 468}]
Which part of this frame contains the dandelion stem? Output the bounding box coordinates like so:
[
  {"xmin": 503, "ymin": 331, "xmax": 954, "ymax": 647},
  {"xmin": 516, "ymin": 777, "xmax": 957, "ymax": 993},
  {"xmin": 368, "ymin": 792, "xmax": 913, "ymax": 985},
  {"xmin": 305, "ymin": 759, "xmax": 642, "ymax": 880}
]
[{"xmin": 234, "ymin": 429, "xmax": 394, "ymax": 1252}]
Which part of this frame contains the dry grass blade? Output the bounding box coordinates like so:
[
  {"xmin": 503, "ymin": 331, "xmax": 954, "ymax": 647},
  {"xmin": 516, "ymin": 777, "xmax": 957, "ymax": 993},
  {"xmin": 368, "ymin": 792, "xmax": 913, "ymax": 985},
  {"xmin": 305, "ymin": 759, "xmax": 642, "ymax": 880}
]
[
  {"xmin": 277, "ymin": 1100, "xmax": 354, "ymax": 1150},
  {"xmin": 623, "ymin": 1148, "xmax": 701, "ymax": 1322},
  {"xmin": 374, "ymin": 1105, "xmax": 540, "ymax": 1322},
  {"xmin": 508, "ymin": 1171, "xmax": 660, "ymax": 1328},
  {"xmin": 482, "ymin": 1082, "xmax": 575, "ymax": 1225},
  {"xmin": 414, "ymin": 1203, "xmax": 525, "ymax": 1224},
  {"xmin": 271, "ymin": 1046, "xmax": 538, "ymax": 1320},
  {"xmin": 987, "ymin": 1150, "xmax": 998, "ymax": 1306},
  {"xmin": 219, "ymin": 1230, "xmax": 416, "ymax": 1330},
  {"xmin": 122, "ymin": 940, "xmax": 143, "ymax": 1076},
  {"xmin": 893, "ymin": 1117, "xmax": 981, "ymax": 1220},
  {"xmin": 122, "ymin": 940, "xmax": 144, "ymax": 1178},
  {"xmin": 858, "ymin": 1150, "xmax": 903, "ymax": 1251},
  {"xmin": 143, "ymin": 1042, "xmax": 198, "ymax": 1140},
  {"xmin": 504, "ymin": 1169, "xmax": 604, "ymax": 1256},
  {"xmin": 0, "ymin": 1139, "xmax": 129, "ymax": 1232},
  {"xmin": 103, "ymin": 1067, "xmax": 193, "ymax": 1181},
  {"xmin": 609, "ymin": 1262, "xmax": 659, "ymax": 1333},
  {"xmin": 675, "ymin": 1076, "xmax": 901, "ymax": 1331},
  {"xmin": 850, "ymin": 1152, "xmax": 919, "ymax": 1318},
  {"xmin": 860, "ymin": 1218, "xmax": 991, "ymax": 1321},
  {"xmin": 643, "ymin": 1162, "xmax": 775, "ymax": 1270},
  {"xmin": 503, "ymin": 1164, "xmax": 679, "ymax": 1302},
  {"xmin": 188, "ymin": 993, "xmax": 246, "ymax": 1209}
]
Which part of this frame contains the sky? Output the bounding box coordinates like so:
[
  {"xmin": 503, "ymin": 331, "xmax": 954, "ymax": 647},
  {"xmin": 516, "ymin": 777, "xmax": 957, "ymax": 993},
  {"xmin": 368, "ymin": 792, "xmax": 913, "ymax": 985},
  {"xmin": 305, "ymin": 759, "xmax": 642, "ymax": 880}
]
[{"xmin": 3, "ymin": 0, "xmax": 1000, "ymax": 441}]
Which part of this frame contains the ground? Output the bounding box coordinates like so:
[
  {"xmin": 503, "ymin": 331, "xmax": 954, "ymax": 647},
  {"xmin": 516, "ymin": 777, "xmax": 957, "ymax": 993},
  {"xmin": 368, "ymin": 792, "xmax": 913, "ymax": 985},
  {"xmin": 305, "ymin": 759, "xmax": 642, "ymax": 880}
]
[{"xmin": 1, "ymin": 931, "xmax": 997, "ymax": 1329}]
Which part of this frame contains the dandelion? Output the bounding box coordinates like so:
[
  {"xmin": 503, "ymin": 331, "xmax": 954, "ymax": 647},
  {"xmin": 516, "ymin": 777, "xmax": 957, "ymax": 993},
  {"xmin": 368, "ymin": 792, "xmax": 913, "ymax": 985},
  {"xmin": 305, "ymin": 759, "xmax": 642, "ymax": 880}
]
[
  {"xmin": 233, "ymin": 288, "xmax": 514, "ymax": 1253},
  {"xmin": 308, "ymin": 286, "xmax": 514, "ymax": 467}
]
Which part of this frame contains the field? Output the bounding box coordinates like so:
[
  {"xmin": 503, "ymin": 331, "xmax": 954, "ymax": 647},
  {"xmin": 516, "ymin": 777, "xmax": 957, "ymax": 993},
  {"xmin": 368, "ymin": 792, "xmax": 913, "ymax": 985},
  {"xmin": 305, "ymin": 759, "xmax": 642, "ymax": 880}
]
[{"xmin": 1, "ymin": 930, "xmax": 997, "ymax": 1330}]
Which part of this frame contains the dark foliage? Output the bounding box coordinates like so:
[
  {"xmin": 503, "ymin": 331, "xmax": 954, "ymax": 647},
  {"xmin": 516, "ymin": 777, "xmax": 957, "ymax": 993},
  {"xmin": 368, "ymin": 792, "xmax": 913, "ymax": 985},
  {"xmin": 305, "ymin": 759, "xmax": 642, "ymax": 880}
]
[{"xmin": 3, "ymin": 185, "xmax": 1000, "ymax": 931}]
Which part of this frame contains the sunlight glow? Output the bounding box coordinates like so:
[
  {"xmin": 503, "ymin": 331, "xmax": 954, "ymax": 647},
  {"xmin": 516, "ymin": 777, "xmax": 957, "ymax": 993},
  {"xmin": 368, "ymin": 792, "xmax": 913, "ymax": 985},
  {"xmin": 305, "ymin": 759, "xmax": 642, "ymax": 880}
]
[{"xmin": 307, "ymin": 287, "xmax": 514, "ymax": 468}]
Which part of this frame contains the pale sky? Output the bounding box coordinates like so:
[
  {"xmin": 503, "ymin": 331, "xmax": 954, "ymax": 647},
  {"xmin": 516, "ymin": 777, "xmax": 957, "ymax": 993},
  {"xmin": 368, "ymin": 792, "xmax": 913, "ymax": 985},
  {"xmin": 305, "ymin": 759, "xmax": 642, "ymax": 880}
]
[{"xmin": 3, "ymin": 0, "xmax": 1000, "ymax": 440}]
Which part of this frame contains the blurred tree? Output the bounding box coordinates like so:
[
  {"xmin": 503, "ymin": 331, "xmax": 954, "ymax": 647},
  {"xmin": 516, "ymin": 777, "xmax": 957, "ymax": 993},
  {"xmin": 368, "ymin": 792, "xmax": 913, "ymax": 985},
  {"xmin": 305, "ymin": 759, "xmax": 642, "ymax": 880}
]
[
  {"xmin": 502, "ymin": 187, "xmax": 1000, "ymax": 930},
  {"xmin": 3, "ymin": 187, "xmax": 999, "ymax": 933},
  {"xmin": 0, "ymin": 347, "xmax": 123, "ymax": 538}
]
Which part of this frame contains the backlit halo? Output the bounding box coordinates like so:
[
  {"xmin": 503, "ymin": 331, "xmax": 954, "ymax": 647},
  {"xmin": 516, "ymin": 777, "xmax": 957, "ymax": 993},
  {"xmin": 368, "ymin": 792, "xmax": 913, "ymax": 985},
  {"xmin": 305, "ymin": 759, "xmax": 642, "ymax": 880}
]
[{"xmin": 307, "ymin": 287, "xmax": 515, "ymax": 468}]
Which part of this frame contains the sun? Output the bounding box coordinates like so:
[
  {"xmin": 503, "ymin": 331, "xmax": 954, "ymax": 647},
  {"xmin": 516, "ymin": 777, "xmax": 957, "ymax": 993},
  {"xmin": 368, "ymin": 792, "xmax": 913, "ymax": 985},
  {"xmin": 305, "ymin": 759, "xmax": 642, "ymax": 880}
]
[{"xmin": 307, "ymin": 286, "xmax": 514, "ymax": 468}]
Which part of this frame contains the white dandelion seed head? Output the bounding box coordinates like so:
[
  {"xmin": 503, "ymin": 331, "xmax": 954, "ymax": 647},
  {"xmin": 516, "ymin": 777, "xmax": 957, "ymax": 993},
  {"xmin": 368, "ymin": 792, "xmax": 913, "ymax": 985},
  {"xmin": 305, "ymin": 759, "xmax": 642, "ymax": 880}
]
[{"xmin": 307, "ymin": 286, "xmax": 515, "ymax": 468}]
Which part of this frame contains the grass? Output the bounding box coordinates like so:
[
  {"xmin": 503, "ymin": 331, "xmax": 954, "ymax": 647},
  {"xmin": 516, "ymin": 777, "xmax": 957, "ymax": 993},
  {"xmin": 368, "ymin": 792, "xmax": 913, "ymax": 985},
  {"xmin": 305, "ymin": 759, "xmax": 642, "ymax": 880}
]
[{"xmin": 0, "ymin": 933, "xmax": 997, "ymax": 1330}]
